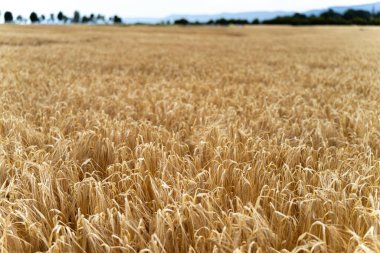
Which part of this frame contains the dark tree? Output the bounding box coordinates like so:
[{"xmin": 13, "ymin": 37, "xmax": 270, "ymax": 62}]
[
  {"xmin": 215, "ymin": 18, "xmax": 229, "ymax": 25},
  {"xmin": 113, "ymin": 15, "xmax": 122, "ymax": 23},
  {"xmin": 73, "ymin": 11, "xmax": 80, "ymax": 23},
  {"xmin": 293, "ymin": 13, "xmax": 307, "ymax": 19},
  {"xmin": 350, "ymin": 17, "xmax": 368, "ymax": 25},
  {"xmin": 82, "ymin": 16, "xmax": 88, "ymax": 23},
  {"xmin": 231, "ymin": 19, "xmax": 249, "ymax": 25},
  {"xmin": 174, "ymin": 18, "xmax": 189, "ymax": 25},
  {"xmin": 4, "ymin": 11, "xmax": 13, "ymax": 23},
  {"xmin": 16, "ymin": 15, "xmax": 23, "ymax": 23},
  {"xmin": 96, "ymin": 14, "xmax": 105, "ymax": 22},
  {"xmin": 57, "ymin": 11, "xmax": 64, "ymax": 21},
  {"xmin": 371, "ymin": 18, "xmax": 380, "ymax": 25},
  {"xmin": 252, "ymin": 19, "xmax": 260, "ymax": 25},
  {"xmin": 57, "ymin": 12, "xmax": 68, "ymax": 23},
  {"xmin": 41, "ymin": 15, "xmax": 45, "ymax": 21},
  {"xmin": 320, "ymin": 9, "xmax": 342, "ymax": 19},
  {"xmin": 50, "ymin": 14, "xmax": 55, "ymax": 22},
  {"xmin": 343, "ymin": 9, "xmax": 371, "ymax": 21},
  {"xmin": 264, "ymin": 12, "xmax": 318, "ymax": 25},
  {"xmin": 30, "ymin": 12, "xmax": 39, "ymax": 23}
]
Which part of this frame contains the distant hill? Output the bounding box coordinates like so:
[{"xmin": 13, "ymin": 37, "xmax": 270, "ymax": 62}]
[
  {"xmin": 122, "ymin": 1, "xmax": 380, "ymax": 24},
  {"xmin": 165, "ymin": 11, "xmax": 294, "ymax": 23},
  {"xmin": 123, "ymin": 12, "xmax": 295, "ymax": 24},
  {"xmin": 305, "ymin": 2, "xmax": 380, "ymax": 16},
  {"xmin": 123, "ymin": 17, "xmax": 163, "ymax": 24}
]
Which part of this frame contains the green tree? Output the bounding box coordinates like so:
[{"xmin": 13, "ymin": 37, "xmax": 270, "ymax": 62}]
[
  {"xmin": 320, "ymin": 9, "xmax": 342, "ymax": 19},
  {"xmin": 343, "ymin": 9, "xmax": 371, "ymax": 21},
  {"xmin": 16, "ymin": 15, "xmax": 23, "ymax": 23},
  {"xmin": 73, "ymin": 11, "xmax": 80, "ymax": 23},
  {"xmin": 174, "ymin": 19, "xmax": 189, "ymax": 25},
  {"xmin": 50, "ymin": 13, "xmax": 55, "ymax": 23},
  {"xmin": 113, "ymin": 15, "xmax": 122, "ymax": 24},
  {"xmin": 4, "ymin": 11, "xmax": 13, "ymax": 23},
  {"xmin": 252, "ymin": 19, "xmax": 260, "ymax": 25},
  {"xmin": 57, "ymin": 12, "xmax": 64, "ymax": 21},
  {"xmin": 30, "ymin": 12, "xmax": 39, "ymax": 23}
]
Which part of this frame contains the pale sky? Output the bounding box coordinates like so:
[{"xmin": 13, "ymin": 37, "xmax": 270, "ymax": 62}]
[{"xmin": 0, "ymin": 0, "xmax": 376, "ymax": 18}]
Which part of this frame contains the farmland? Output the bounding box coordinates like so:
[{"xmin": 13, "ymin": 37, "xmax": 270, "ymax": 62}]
[{"xmin": 1, "ymin": 25, "xmax": 380, "ymax": 252}]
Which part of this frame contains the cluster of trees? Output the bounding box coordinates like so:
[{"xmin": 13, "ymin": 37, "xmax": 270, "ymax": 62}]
[
  {"xmin": 264, "ymin": 9, "xmax": 380, "ymax": 25},
  {"xmin": 3, "ymin": 8, "xmax": 380, "ymax": 26},
  {"xmin": 173, "ymin": 9, "xmax": 380, "ymax": 26},
  {"xmin": 2, "ymin": 11, "xmax": 123, "ymax": 24},
  {"xmin": 174, "ymin": 18, "xmax": 260, "ymax": 26}
]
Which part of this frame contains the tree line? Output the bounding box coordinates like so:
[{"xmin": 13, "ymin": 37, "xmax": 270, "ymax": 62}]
[
  {"xmin": 2, "ymin": 8, "xmax": 380, "ymax": 25},
  {"xmin": 2, "ymin": 11, "xmax": 123, "ymax": 24},
  {"xmin": 173, "ymin": 18, "xmax": 260, "ymax": 26},
  {"xmin": 263, "ymin": 9, "xmax": 380, "ymax": 25},
  {"xmin": 174, "ymin": 9, "xmax": 380, "ymax": 26}
]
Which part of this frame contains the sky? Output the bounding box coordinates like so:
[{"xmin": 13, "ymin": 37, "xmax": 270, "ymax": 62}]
[{"xmin": 0, "ymin": 0, "xmax": 376, "ymax": 18}]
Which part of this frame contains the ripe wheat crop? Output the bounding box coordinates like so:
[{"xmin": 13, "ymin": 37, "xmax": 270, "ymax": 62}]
[{"xmin": 1, "ymin": 25, "xmax": 380, "ymax": 252}]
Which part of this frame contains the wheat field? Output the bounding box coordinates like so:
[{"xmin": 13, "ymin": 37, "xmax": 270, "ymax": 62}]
[{"xmin": 1, "ymin": 25, "xmax": 380, "ymax": 252}]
